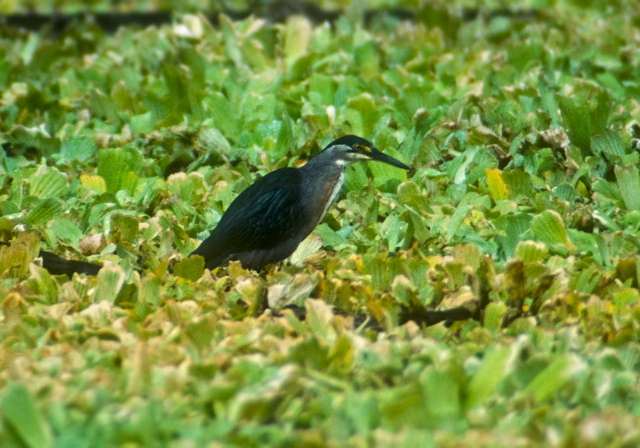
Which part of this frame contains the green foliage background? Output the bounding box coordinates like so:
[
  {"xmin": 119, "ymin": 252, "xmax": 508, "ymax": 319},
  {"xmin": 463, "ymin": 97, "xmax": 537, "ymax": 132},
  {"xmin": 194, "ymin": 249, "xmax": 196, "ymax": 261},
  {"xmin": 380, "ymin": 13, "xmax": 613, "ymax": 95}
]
[{"xmin": 1, "ymin": 1, "xmax": 640, "ymax": 446}]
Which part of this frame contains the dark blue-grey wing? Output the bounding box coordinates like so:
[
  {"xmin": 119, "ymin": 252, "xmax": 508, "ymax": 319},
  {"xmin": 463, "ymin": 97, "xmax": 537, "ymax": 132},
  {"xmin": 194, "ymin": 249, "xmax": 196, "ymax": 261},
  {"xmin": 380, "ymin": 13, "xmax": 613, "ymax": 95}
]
[
  {"xmin": 191, "ymin": 168, "xmax": 304, "ymax": 264},
  {"xmin": 220, "ymin": 181, "xmax": 303, "ymax": 249}
]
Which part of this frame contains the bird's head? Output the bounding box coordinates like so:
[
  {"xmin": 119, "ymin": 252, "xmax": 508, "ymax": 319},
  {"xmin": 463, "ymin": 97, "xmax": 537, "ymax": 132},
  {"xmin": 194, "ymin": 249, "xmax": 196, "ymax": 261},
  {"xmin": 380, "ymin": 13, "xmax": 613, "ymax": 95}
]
[{"xmin": 321, "ymin": 135, "xmax": 411, "ymax": 171}]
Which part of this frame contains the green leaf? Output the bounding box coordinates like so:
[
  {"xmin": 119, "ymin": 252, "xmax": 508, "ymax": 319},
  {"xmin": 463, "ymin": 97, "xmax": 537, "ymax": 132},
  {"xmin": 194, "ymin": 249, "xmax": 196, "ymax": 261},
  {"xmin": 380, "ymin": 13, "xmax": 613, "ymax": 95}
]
[
  {"xmin": 592, "ymin": 129, "xmax": 625, "ymax": 158},
  {"xmin": 380, "ymin": 214, "xmax": 405, "ymax": 252},
  {"xmin": 284, "ymin": 16, "xmax": 311, "ymax": 65},
  {"xmin": 515, "ymin": 240, "xmax": 549, "ymax": 262},
  {"xmin": 29, "ymin": 165, "xmax": 68, "ymax": 199},
  {"xmin": 380, "ymin": 384, "xmax": 428, "ymax": 429},
  {"xmin": 466, "ymin": 346, "xmax": 511, "ymax": 408},
  {"xmin": 559, "ymin": 96, "xmax": 592, "ymax": 155},
  {"xmin": 369, "ymin": 148, "xmax": 409, "ymax": 189},
  {"xmin": 174, "ymin": 255, "xmax": 205, "ymax": 281},
  {"xmin": 308, "ymin": 73, "xmax": 335, "ymax": 105},
  {"xmin": 59, "ymin": 134, "xmax": 97, "ymax": 161},
  {"xmin": 502, "ymin": 170, "xmax": 533, "ymax": 201},
  {"xmin": 368, "ymin": 254, "xmax": 391, "ymax": 291},
  {"xmin": 553, "ymin": 183, "xmax": 576, "ymax": 202},
  {"xmin": 24, "ymin": 198, "xmax": 63, "ymax": 227},
  {"xmin": 168, "ymin": 172, "xmax": 208, "ymax": 204},
  {"xmin": 593, "ymin": 178, "xmax": 622, "ymax": 202},
  {"xmin": 405, "ymin": 208, "xmax": 430, "ymax": 244},
  {"xmin": 97, "ymin": 147, "xmax": 142, "ymax": 194},
  {"xmin": 397, "ymin": 181, "xmax": 421, "ymax": 204},
  {"xmin": 218, "ymin": 14, "xmax": 242, "ymax": 65},
  {"xmin": 354, "ymin": 41, "xmax": 379, "ymax": 80},
  {"xmin": 139, "ymin": 275, "xmax": 162, "ymax": 306},
  {"xmin": 2, "ymin": 382, "xmax": 51, "ymax": 448},
  {"xmin": 204, "ymin": 93, "xmax": 241, "ymax": 140},
  {"xmin": 9, "ymin": 171, "xmax": 24, "ymax": 209},
  {"xmin": 483, "ymin": 301, "xmax": 507, "ymax": 331},
  {"xmin": 343, "ymin": 163, "xmax": 369, "ymax": 192},
  {"xmin": 559, "ymin": 89, "xmax": 611, "ymax": 158},
  {"xmin": 93, "ymin": 263, "xmax": 126, "ymax": 303},
  {"xmin": 315, "ymin": 223, "xmax": 351, "ymax": 250},
  {"xmin": 420, "ymin": 367, "xmax": 461, "ymax": 424},
  {"xmin": 614, "ymin": 164, "xmax": 640, "ymax": 211},
  {"xmin": 524, "ymin": 354, "xmax": 585, "ymax": 402},
  {"xmin": 185, "ymin": 315, "xmax": 216, "ymax": 347},
  {"xmin": 28, "ymin": 263, "xmax": 58, "ymax": 303},
  {"xmin": 611, "ymin": 287, "xmax": 640, "ymax": 308},
  {"xmin": 47, "ymin": 217, "xmax": 83, "ymax": 246},
  {"xmin": 0, "ymin": 232, "xmax": 40, "ymax": 277},
  {"xmin": 90, "ymin": 89, "xmax": 121, "ymax": 125},
  {"xmin": 494, "ymin": 213, "xmax": 532, "ymax": 259},
  {"xmin": 596, "ymin": 72, "xmax": 625, "ymax": 100},
  {"xmin": 8, "ymin": 125, "xmax": 61, "ymax": 158},
  {"xmin": 0, "ymin": 200, "xmax": 19, "ymax": 216},
  {"xmin": 196, "ymin": 126, "xmax": 232, "ymax": 156},
  {"xmin": 530, "ymin": 210, "xmax": 576, "ymax": 252},
  {"xmin": 109, "ymin": 213, "xmax": 139, "ymax": 243},
  {"xmin": 446, "ymin": 204, "xmax": 473, "ymax": 243},
  {"xmin": 129, "ymin": 111, "xmax": 155, "ymax": 135}
]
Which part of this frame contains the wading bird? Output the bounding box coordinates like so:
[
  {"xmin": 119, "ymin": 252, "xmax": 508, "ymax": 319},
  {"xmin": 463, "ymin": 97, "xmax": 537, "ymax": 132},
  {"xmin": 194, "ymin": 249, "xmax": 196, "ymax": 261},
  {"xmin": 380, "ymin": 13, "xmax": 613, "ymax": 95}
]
[{"xmin": 190, "ymin": 135, "xmax": 411, "ymax": 270}]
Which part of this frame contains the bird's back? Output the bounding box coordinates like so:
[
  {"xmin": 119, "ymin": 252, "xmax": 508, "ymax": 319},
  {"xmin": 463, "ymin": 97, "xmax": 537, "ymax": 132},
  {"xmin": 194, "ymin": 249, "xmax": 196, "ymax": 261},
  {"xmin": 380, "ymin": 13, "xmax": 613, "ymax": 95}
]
[{"xmin": 190, "ymin": 168, "xmax": 308, "ymax": 270}]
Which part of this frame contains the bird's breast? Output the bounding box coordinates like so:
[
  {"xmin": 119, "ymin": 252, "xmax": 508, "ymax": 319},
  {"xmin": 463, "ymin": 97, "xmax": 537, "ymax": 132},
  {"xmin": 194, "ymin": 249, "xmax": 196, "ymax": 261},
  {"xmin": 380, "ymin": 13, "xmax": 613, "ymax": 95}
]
[
  {"xmin": 320, "ymin": 171, "xmax": 344, "ymax": 220},
  {"xmin": 302, "ymin": 169, "xmax": 345, "ymax": 234}
]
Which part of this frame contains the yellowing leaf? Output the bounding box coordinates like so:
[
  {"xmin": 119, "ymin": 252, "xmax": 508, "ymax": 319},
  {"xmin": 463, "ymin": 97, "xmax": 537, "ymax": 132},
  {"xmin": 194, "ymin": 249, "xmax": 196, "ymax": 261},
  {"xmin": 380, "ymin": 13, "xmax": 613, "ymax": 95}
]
[
  {"xmin": 486, "ymin": 168, "xmax": 509, "ymax": 202},
  {"xmin": 290, "ymin": 233, "xmax": 323, "ymax": 267},
  {"xmin": 0, "ymin": 232, "xmax": 40, "ymax": 277},
  {"xmin": 515, "ymin": 240, "xmax": 549, "ymax": 262},
  {"xmin": 80, "ymin": 174, "xmax": 107, "ymax": 193},
  {"xmin": 173, "ymin": 255, "xmax": 205, "ymax": 281},
  {"xmin": 305, "ymin": 298, "xmax": 334, "ymax": 341},
  {"xmin": 2, "ymin": 291, "xmax": 27, "ymax": 326}
]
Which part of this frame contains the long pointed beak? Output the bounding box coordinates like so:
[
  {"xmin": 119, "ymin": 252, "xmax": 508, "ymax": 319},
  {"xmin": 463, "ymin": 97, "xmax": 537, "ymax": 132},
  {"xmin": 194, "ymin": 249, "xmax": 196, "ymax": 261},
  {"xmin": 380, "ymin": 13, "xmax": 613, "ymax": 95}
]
[{"xmin": 367, "ymin": 148, "xmax": 411, "ymax": 171}]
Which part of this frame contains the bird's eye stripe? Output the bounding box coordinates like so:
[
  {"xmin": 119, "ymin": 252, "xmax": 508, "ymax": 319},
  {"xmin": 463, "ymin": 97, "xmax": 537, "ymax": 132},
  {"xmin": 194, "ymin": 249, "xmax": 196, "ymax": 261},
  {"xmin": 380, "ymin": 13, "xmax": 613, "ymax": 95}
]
[{"xmin": 354, "ymin": 144, "xmax": 371, "ymax": 152}]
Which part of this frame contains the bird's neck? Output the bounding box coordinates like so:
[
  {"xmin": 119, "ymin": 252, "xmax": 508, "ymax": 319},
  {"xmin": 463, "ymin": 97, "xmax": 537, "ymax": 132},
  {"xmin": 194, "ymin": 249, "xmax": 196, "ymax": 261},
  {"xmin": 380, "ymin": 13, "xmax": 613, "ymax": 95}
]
[
  {"xmin": 299, "ymin": 158, "xmax": 348, "ymax": 229},
  {"xmin": 300, "ymin": 152, "xmax": 349, "ymax": 187}
]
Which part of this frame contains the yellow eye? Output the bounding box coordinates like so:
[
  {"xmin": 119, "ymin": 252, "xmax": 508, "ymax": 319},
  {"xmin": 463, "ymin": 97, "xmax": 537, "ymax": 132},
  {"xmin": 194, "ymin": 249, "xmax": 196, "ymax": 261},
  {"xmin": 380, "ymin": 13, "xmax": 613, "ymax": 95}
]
[{"xmin": 353, "ymin": 144, "xmax": 371, "ymax": 152}]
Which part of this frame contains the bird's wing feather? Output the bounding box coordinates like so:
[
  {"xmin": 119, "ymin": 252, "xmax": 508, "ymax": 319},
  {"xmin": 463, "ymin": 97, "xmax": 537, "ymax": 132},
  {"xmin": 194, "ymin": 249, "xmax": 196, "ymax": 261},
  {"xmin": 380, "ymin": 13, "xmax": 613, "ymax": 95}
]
[{"xmin": 191, "ymin": 168, "xmax": 305, "ymax": 262}]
